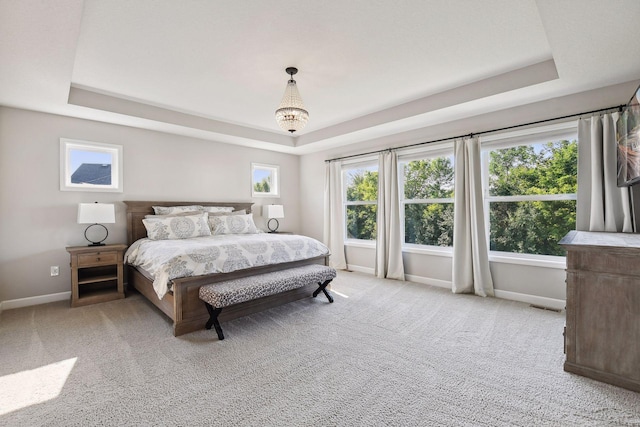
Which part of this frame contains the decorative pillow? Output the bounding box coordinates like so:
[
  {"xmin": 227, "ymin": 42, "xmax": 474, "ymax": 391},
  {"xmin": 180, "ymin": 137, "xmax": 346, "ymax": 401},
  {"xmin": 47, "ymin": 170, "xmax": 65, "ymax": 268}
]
[
  {"xmin": 209, "ymin": 213, "xmax": 258, "ymax": 235},
  {"xmin": 144, "ymin": 211, "xmax": 201, "ymax": 219},
  {"xmin": 207, "ymin": 209, "xmax": 246, "ymax": 217},
  {"xmin": 143, "ymin": 212, "xmax": 211, "ymax": 240},
  {"xmin": 201, "ymin": 206, "xmax": 235, "ymax": 213},
  {"xmin": 152, "ymin": 205, "xmax": 203, "ymax": 215}
]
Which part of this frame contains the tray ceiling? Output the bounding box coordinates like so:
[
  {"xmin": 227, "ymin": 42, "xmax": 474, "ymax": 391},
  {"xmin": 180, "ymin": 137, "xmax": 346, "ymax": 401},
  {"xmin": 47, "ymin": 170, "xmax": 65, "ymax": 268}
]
[{"xmin": 2, "ymin": 0, "xmax": 640, "ymax": 154}]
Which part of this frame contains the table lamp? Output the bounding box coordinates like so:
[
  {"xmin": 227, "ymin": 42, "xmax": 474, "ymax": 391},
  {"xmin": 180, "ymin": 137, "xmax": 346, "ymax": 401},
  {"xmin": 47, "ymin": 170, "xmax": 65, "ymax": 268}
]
[
  {"xmin": 262, "ymin": 204, "xmax": 284, "ymax": 233},
  {"xmin": 77, "ymin": 202, "xmax": 115, "ymax": 246}
]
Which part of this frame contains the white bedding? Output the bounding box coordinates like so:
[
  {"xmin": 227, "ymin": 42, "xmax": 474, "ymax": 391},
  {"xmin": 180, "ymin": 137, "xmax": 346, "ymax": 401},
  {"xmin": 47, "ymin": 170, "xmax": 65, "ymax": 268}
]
[{"xmin": 124, "ymin": 233, "xmax": 330, "ymax": 299}]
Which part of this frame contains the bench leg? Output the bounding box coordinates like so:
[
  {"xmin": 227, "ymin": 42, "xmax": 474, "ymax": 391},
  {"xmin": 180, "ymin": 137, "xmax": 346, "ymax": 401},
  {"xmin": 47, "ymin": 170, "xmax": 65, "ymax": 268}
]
[
  {"xmin": 312, "ymin": 279, "xmax": 334, "ymax": 303},
  {"xmin": 204, "ymin": 303, "xmax": 225, "ymax": 340}
]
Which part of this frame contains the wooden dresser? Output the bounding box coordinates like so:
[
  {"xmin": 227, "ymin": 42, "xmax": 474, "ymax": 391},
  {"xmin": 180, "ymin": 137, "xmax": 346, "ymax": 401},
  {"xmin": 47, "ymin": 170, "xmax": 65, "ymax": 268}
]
[{"xmin": 559, "ymin": 231, "xmax": 640, "ymax": 392}]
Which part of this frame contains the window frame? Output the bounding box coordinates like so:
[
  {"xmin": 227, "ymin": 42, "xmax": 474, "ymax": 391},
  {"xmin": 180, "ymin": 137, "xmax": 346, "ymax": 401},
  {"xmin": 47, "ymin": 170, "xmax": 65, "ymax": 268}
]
[
  {"xmin": 251, "ymin": 163, "xmax": 280, "ymax": 198},
  {"xmin": 398, "ymin": 144, "xmax": 455, "ymax": 252},
  {"xmin": 342, "ymin": 159, "xmax": 378, "ymax": 243},
  {"xmin": 59, "ymin": 138, "xmax": 123, "ymax": 193},
  {"xmin": 480, "ymin": 122, "xmax": 578, "ymax": 261}
]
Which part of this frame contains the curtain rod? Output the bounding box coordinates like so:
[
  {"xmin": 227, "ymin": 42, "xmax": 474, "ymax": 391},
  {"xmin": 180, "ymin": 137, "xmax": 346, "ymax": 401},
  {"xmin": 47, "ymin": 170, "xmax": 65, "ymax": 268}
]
[{"xmin": 324, "ymin": 104, "xmax": 625, "ymax": 163}]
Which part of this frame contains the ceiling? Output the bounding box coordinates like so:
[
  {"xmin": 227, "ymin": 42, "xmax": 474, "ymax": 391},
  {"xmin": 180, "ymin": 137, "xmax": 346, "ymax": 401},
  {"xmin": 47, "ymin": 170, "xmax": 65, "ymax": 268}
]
[{"xmin": 2, "ymin": 0, "xmax": 640, "ymax": 155}]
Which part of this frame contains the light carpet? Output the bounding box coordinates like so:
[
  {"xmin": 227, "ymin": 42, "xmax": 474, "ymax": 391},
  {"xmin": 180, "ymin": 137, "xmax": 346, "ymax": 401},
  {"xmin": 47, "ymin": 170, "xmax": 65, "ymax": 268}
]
[{"xmin": 1, "ymin": 271, "xmax": 639, "ymax": 426}]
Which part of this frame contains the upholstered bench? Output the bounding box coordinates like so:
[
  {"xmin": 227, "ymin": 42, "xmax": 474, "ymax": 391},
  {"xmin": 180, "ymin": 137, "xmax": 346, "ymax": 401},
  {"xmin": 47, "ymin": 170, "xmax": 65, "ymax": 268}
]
[{"xmin": 199, "ymin": 264, "xmax": 337, "ymax": 340}]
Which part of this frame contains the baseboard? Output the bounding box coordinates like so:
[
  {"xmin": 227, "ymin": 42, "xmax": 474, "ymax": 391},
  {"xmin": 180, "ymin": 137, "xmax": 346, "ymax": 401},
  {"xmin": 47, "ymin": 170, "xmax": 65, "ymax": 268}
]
[
  {"xmin": 404, "ymin": 274, "xmax": 451, "ymax": 289},
  {"xmin": 0, "ymin": 280, "xmax": 565, "ymax": 315},
  {"xmin": 1, "ymin": 291, "xmax": 71, "ymax": 311},
  {"xmin": 493, "ymin": 289, "xmax": 565, "ymax": 311},
  {"xmin": 346, "ymin": 264, "xmax": 375, "ymax": 275},
  {"xmin": 348, "ymin": 267, "xmax": 565, "ymax": 310}
]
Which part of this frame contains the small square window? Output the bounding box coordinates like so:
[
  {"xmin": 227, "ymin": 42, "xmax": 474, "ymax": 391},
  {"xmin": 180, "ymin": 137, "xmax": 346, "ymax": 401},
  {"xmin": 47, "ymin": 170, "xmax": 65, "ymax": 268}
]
[
  {"xmin": 251, "ymin": 163, "xmax": 280, "ymax": 197},
  {"xmin": 60, "ymin": 138, "xmax": 123, "ymax": 192}
]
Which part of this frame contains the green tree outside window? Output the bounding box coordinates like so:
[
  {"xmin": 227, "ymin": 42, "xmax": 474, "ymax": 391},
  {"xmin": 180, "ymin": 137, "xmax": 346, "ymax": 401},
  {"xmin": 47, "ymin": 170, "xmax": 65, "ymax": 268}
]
[
  {"xmin": 487, "ymin": 139, "xmax": 577, "ymax": 256},
  {"xmin": 342, "ymin": 138, "xmax": 576, "ymax": 256},
  {"xmin": 345, "ymin": 168, "xmax": 378, "ymax": 240},
  {"xmin": 402, "ymin": 156, "xmax": 455, "ymax": 246}
]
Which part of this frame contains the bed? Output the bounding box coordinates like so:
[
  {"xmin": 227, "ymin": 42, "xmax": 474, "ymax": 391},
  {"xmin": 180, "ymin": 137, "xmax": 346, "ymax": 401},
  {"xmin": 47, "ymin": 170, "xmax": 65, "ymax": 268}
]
[{"xmin": 124, "ymin": 201, "xmax": 330, "ymax": 336}]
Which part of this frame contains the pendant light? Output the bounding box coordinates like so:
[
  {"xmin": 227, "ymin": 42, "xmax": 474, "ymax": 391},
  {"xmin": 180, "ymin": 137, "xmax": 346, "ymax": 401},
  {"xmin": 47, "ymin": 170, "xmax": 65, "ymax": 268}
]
[{"xmin": 275, "ymin": 67, "xmax": 309, "ymax": 133}]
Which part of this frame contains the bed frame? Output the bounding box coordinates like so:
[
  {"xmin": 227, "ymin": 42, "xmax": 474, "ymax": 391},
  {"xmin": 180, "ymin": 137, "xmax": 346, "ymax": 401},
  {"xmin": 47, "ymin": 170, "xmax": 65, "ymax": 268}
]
[{"xmin": 124, "ymin": 201, "xmax": 328, "ymax": 336}]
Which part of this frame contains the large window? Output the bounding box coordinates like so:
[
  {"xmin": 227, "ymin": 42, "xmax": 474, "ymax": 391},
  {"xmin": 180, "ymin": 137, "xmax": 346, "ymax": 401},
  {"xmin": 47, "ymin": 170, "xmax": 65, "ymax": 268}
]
[
  {"xmin": 400, "ymin": 150, "xmax": 455, "ymax": 247},
  {"xmin": 343, "ymin": 162, "xmax": 378, "ymax": 240},
  {"xmin": 482, "ymin": 132, "xmax": 577, "ymax": 257}
]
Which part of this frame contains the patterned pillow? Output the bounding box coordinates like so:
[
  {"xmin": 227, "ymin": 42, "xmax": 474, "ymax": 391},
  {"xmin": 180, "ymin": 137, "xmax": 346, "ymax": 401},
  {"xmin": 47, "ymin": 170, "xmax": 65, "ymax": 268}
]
[
  {"xmin": 208, "ymin": 209, "xmax": 246, "ymax": 217},
  {"xmin": 143, "ymin": 212, "xmax": 211, "ymax": 240},
  {"xmin": 201, "ymin": 206, "xmax": 235, "ymax": 213},
  {"xmin": 209, "ymin": 213, "xmax": 259, "ymax": 235},
  {"xmin": 144, "ymin": 211, "xmax": 201, "ymax": 219},
  {"xmin": 152, "ymin": 205, "xmax": 203, "ymax": 215}
]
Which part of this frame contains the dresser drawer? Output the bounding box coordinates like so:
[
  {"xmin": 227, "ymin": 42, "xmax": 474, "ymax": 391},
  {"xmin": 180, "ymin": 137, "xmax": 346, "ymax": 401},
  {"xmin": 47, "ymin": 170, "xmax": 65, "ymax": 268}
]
[{"xmin": 77, "ymin": 251, "xmax": 118, "ymax": 267}]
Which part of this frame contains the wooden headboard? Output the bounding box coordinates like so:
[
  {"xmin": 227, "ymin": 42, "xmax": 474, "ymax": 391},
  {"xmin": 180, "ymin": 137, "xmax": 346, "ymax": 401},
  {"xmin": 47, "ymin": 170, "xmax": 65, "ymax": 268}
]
[{"xmin": 124, "ymin": 201, "xmax": 254, "ymax": 245}]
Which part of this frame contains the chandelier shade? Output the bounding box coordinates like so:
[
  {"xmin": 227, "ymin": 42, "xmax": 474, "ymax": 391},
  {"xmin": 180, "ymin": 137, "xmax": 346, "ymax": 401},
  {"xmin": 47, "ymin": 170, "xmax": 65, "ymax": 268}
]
[{"xmin": 275, "ymin": 67, "xmax": 309, "ymax": 133}]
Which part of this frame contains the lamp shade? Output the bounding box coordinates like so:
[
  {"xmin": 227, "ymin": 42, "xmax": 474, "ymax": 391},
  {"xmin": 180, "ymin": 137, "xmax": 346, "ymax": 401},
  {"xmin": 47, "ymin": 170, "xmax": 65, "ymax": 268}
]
[
  {"xmin": 77, "ymin": 203, "xmax": 115, "ymax": 224},
  {"xmin": 262, "ymin": 204, "xmax": 284, "ymax": 219}
]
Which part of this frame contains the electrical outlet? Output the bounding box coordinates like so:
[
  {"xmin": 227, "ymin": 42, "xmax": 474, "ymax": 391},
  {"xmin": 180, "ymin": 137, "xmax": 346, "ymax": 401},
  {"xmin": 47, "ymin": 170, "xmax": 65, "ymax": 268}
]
[{"xmin": 50, "ymin": 266, "xmax": 59, "ymax": 276}]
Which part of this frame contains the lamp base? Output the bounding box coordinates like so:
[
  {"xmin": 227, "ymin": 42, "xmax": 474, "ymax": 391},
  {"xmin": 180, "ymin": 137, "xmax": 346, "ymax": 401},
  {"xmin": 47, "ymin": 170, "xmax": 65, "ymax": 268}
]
[
  {"xmin": 84, "ymin": 223, "xmax": 109, "ymax": 246},
  {"xmin": 267, "ymin": 218, "xmax": 280, "ymax": 233}
]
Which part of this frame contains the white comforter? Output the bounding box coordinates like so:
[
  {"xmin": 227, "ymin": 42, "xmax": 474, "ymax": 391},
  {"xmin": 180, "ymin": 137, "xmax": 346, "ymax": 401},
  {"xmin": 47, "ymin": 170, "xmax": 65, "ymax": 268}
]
[{"xmin": 124, "ymin": 233, "xmax": 330, "ymax": 299}]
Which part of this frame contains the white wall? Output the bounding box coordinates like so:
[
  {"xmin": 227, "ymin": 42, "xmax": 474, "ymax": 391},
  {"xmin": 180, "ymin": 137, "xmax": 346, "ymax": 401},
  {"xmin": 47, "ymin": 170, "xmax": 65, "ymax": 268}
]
[
  {"xmin": 299, "ymin": 81, "xmax": 640, "ymax": 307},
  {"xmin": 0, "ymin": 107, "xmax": 301, "ymax": 303},
  {"xmin": 2, "ymin": 80, "xmax": 637, "ymax": 308}
]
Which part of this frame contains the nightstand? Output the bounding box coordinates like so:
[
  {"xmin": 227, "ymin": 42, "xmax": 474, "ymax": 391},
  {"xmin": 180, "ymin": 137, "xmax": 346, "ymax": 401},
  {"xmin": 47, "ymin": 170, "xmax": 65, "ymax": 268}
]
[{"xmin": 66, "ymin": 244, "xmax": 127, "ymax": 307}]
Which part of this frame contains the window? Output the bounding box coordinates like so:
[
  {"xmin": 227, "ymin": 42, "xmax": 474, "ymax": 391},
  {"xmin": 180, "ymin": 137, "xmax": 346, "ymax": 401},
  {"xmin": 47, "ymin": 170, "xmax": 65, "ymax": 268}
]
[
  {"xmin": 343, "ymin": 162, "xmax": 378, "ymax": 241},
  {"xmin": 399, "ymin": 149, "xmax": 455, "ymax": 248},
  {"xmin": 60, "ymin": 138, "xmax": 123, "ymax": 192},
  {"xmin": 251, "ymin": 163, "xmax": 280, "ymax": 197},
  {"xmin": 482, "ymin": 129, "xmax": 577, "ymax": 257}
]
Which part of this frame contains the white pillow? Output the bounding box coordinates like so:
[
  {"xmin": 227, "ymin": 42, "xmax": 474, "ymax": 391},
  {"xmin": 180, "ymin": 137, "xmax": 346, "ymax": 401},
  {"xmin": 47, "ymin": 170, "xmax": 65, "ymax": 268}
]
[
  {"xmin": 209, "ymin": 213, "xmax": 258, "ymax": 235},
  {"xmin": 143, "ymin": 212, "xmax": 211, "ymax": 240},
  {"xmin": 201, "ymin": 206, "xmax": 235, "ymax": 213},
  {"xmin": 152, "ymin": 205, "xmax": 203, "ymax": 215}
]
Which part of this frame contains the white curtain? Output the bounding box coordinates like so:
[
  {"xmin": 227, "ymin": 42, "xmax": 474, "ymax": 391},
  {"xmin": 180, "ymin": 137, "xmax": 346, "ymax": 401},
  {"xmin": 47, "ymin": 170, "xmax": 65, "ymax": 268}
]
[
  {"xmin": 576, "ymin": 113, "xmax": 633, "ymax": 232},
  {"xmin": 452, "ymin": 137, "xmax": 494, "ymax": 297},
  {"xmin": 375, "ymin": 151, "xmax": 405, "ymax": 280},
  {"xmin": 324, "ymin": 161, "xmax": 348, "ymax": 269}
]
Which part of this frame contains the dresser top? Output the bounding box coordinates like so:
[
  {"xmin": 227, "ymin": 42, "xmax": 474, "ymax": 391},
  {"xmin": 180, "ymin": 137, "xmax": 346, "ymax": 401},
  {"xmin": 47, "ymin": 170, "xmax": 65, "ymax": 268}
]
[{"xmin": 559, "ymin": 230, "xmax": 640, "ymax": 249}]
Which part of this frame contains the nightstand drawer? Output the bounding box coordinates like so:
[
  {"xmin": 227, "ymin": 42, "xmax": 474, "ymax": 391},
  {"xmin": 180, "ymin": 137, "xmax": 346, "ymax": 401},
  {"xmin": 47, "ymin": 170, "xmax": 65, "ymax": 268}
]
[{"xmin": 77, "ymin": 251, "xmax": 118, "ymax": 267}]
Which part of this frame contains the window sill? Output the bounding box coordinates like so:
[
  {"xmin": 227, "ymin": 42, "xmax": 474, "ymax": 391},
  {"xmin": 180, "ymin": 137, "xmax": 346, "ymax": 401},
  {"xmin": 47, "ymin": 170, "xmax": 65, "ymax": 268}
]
[{"xmin": 489, "ymin": 252, "xmax": 566, "ymax": 269}]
